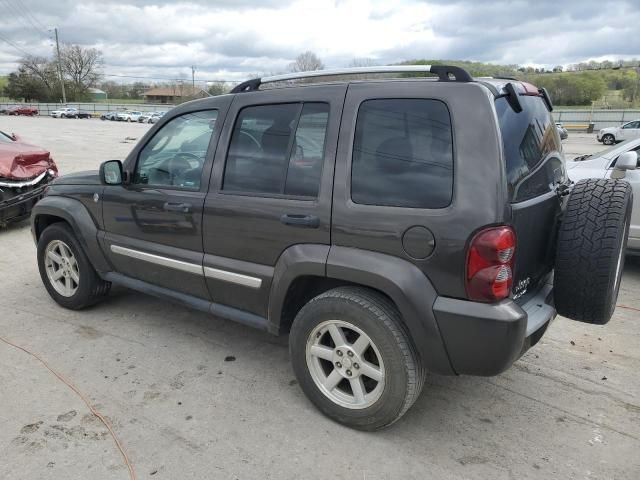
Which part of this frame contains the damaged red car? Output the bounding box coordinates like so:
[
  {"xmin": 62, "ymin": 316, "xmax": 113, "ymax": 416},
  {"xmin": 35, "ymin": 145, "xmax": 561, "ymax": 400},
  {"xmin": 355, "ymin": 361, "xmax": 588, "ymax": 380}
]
[{"xmin": 0, "ymin": 130, "xmax": 58, "ymax": 226}]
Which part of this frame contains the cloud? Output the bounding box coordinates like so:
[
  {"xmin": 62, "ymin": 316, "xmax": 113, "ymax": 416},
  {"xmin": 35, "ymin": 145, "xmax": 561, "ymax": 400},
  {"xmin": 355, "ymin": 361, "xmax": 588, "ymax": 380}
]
[{"xmin": 0, "ymin": 0, "xmax": 637, "ymax": 84}]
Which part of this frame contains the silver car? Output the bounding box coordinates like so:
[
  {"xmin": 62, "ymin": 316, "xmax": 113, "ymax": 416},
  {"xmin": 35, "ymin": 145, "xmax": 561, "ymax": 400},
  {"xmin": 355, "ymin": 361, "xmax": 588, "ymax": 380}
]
[
  {"xmin": 597, "ymin": 120, "xmax": 640, "ymax": 145},
  {"xmin": 147, "ymin": 111, "xmax": 166, "ymax": 124},
  {"xmin": 567, "ymin": 137, "xmax": 640, "ymax": 251}
]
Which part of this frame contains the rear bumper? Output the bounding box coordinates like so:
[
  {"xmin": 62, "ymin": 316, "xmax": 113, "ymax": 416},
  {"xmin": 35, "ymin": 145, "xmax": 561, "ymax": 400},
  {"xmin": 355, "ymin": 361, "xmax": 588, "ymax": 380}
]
[{"xmin": 433, "ymin": 278, "xmax": 555, "ymax": 376}]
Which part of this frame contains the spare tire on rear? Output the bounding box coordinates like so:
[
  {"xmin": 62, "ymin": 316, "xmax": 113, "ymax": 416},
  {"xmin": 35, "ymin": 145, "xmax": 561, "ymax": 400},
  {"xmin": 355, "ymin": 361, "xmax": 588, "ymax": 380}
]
[{"xmin": 554, "ymin": 179, "xmax": 632, "ymax": 324}]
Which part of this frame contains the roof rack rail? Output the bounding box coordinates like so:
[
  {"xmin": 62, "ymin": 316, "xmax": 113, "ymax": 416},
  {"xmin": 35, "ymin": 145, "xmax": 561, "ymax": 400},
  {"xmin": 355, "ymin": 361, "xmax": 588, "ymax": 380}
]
[{"xmin": 230, "ymin": 64, "xmax": 473, "ymax": 93}]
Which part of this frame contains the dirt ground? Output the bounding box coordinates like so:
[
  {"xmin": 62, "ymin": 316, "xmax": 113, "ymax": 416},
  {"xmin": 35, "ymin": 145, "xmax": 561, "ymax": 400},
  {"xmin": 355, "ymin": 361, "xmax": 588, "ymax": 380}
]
[{"xmin": 0, "ymin": 116, "xmax": 638, "ymax": 479}]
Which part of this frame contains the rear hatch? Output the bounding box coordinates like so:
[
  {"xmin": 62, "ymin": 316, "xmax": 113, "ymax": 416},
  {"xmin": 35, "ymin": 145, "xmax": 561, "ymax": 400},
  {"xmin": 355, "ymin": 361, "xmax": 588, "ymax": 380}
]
[{"xmin": 495, "ymin": 91, "xmax": 567, "ymax": 301}]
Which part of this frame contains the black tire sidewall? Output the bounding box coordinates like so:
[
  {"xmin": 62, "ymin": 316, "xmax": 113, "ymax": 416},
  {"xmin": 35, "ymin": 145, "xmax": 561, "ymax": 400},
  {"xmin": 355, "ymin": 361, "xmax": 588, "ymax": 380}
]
[
  {"xmin": 607, "ymin": 197, "xmax": 632, "ymax": 318},
  {"xmin": 603, "ymin": 134, "xmax": 614, "ymax": 145},
  {"xmin": 37, "ymin": 223, "xmax": 100, "ymax": 310},
  {"xmin": 290, "ymin": 293, "xmax": 414, "ymax": 430}
]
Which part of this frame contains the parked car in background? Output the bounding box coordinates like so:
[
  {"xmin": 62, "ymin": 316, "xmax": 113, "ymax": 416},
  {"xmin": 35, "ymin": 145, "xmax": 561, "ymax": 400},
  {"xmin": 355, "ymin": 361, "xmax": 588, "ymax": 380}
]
[
  {"xmin": 145, "ymin": 111, "xmax": 167, "ymax": 124},
  {"xmin": 117, "ymin": 111, "xmax": 143, "ymax": 122},
  {"xmin": 101, "ymin": 111, "xmax": 119, "ymax": 121},
  {"xmin": 66, "ymin": 110, "xmax": 91, "ymax": 119},
  {"xmin": 555, "ymin": 122, "xmax": 568, "ymax": 140},
  {"xmin": 597, "ymin": 120, "xmax": 640, "ymax": 145},
  {"xmin": 7, "ymin": 106, "xmax": 39, "ymax": 116},
  {"xmin": 138, "ymin": 112, "xmax": 167, "ymax": 123},
  {"xmin": 567, "ymin": 136, "xmax": 640, "ymax": 251},
  {"xmin": 50, "ymin": 107, "xmax": 91, "ymax": 119},
  {"xmin": 51, "ymin": 107, "xmax": 77, "ymax": 118},
  {"xmin": 0, "ymin": 130, "xmax": 58, "ymax": 226}
]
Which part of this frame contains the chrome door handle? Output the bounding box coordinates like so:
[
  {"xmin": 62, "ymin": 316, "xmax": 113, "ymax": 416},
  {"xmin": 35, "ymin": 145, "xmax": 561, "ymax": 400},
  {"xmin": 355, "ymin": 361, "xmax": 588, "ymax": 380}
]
[{"xmin": 163, "ymin": 202, "xmax": 192, "ymax": 213}]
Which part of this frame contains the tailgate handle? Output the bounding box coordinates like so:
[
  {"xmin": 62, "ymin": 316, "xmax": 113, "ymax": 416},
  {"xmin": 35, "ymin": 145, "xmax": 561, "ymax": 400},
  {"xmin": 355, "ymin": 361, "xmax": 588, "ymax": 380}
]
[
  {"xmin": 163, "ymin": 202, "xmax": 192, "ymax": 213},
  {"xmin": 280, "ymin": 214, "xmax": 320, "ymax": 228}
]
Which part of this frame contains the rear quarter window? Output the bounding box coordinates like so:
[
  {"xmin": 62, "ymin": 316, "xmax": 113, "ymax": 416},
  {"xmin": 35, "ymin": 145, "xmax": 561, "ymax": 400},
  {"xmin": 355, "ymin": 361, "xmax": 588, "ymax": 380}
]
[
  {"xmin": 351, "ymin": 98, "xmax": 453, "ymax": 209},
  {"xmin": 496, "ymin": 96, "xmax": 566, "ymax": 202}
]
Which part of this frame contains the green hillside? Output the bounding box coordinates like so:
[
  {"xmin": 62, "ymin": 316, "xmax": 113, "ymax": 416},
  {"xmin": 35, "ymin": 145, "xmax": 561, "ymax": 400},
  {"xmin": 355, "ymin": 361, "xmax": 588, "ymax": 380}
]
[{"xmin": 403, "ymin": 60, "xmax": 640, "ymax": 107}]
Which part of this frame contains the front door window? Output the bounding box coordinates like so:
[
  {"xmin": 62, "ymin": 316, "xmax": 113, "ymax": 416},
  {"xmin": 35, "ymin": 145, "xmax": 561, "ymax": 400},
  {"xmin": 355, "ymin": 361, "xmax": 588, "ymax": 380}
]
[{"xmin": 133, "ymin": 110, "xmax": 218, "ymax": 190}]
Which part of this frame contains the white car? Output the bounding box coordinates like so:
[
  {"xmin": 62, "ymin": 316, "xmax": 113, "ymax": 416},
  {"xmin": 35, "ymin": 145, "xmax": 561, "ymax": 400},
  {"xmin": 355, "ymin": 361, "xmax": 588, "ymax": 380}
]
[
  {"xmin": 50, "ymin": 107, "xmax": 78, "ymax": 118},
  {"xmin": 117, "ymin": 111, "xmax": 143, "ymax": 122},
  {"xmin": 597, "ymin": 120, "xmax": 640, "ymax": 145},
  {"xmin": 568, "ymin": 137, "xmax": 640, "ymax": 251}
]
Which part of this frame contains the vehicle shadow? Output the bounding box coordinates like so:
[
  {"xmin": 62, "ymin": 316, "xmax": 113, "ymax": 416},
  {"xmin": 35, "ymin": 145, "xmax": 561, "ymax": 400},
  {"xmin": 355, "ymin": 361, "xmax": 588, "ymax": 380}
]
[{"xmin": 624, "ymin": 254, "xmax": 640, "ymax": 273}]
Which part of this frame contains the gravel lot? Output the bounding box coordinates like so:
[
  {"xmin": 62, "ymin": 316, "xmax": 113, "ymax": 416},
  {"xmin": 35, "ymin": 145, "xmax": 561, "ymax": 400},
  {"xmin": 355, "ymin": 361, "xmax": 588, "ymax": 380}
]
[{"xmin": 1, "ymin": 116, "xmax": 639, "ymax": 480}]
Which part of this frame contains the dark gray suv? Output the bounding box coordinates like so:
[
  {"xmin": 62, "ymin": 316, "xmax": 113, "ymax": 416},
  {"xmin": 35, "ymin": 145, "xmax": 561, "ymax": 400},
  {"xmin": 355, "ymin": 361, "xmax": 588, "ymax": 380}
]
[{"xmin": 31, "ymin": 65, "xmax": 632, "ymax": 430}]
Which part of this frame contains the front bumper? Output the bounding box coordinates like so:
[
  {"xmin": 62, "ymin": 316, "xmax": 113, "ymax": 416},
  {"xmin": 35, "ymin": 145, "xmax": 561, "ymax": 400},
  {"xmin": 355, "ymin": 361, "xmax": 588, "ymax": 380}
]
[
  {"xmin": 0, "ymin": 173, "xmax": 54, "ymax": 225},
  {"xmin": 433, "ymin": 277, "xmax": 555, "ymax": 376}
]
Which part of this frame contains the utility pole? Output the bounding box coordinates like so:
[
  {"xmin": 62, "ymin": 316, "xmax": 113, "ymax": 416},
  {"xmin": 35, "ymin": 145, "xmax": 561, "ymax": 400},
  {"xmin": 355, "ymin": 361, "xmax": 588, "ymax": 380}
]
[
  {"xmin": 54, "ymin": 28, "xmax": 66, "ymax": 104},
  {"xmin": 191, "ymin": 65, "xmax": 196, "ymax": 93},
  {"xmin": 633, "ymin": 67, "xmax": 640, "ymax": 106}
]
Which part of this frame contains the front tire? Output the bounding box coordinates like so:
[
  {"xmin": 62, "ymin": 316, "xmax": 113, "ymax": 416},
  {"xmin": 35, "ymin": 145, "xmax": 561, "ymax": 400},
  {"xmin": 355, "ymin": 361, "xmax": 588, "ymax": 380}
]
[
  {"xmin": 602, "ymin": 134, "xmax": 615, "ymax": 145},
  {"xmin": 290, "ymin": 287, "xmax": 425, "ymax": 430},
  {"xmin": 37, "ymin": 223, "xmax": 111, "ymax": 310}
]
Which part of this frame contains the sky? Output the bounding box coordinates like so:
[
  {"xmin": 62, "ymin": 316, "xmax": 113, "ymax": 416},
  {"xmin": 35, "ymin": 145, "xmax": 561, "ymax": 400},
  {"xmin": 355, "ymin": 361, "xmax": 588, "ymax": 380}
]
[{"xmin": 0, "ymin": 0, "xmax": 638, "ymax": 85}]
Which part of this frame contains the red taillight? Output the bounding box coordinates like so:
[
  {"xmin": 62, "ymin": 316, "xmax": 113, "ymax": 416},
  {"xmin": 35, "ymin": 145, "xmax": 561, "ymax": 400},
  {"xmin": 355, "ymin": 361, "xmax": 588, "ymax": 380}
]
[{"xmin": 466, "ymin": 226, "xmax": 516, "ymax": 302}]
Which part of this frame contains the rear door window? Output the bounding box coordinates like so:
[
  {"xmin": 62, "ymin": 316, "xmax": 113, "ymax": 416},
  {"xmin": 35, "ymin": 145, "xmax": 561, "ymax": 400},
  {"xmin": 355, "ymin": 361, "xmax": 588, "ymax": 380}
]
[
  {"xmin": 496, "ymin": 96, "xmax": 566, "ymax": 202},
  {"xmin": 351, "ymin": 99, "xmax": 453, "ymax": 209},
  {"xmin": 222, "ymin": 102, "xmax": 329, "ymax": 197}
]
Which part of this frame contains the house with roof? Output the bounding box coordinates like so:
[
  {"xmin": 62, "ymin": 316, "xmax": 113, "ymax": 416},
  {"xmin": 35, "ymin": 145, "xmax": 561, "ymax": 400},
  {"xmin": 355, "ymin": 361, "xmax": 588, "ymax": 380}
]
[{"xmin": 142, "ymin": 85, "xmax": 209, "ymax": 104}]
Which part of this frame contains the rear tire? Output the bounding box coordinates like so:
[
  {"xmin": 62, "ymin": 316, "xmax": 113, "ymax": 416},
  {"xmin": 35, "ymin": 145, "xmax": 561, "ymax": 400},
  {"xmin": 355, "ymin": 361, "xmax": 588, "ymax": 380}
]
[
  {"xmin": 602, "ymin": 134, "xmax": 615, "ymax": 145},
  {"xmin": 289, "ymin": 287, "xmax": 425, "ymax": 430},
  {"xmin": 37, "ymin": 223, "xmax": 111, "ymax": 310},
  {"xmin": 554, "ymin": 179, "xmax": 632, "ymax": 324}
]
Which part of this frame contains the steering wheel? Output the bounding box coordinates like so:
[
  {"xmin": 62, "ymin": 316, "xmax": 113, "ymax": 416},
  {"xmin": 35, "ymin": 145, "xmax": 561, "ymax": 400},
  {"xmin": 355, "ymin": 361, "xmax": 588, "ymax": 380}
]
[
  {"xmin": 172, "ymin": 151, "xmax": 202, "ymax": 165},
  {"xmin": 239, "ymin": 130, "xmax": 261, "ymax": 154},
  {"xmin": 170, "ymin": 152, "xmax": 203, "ymax": 186}
]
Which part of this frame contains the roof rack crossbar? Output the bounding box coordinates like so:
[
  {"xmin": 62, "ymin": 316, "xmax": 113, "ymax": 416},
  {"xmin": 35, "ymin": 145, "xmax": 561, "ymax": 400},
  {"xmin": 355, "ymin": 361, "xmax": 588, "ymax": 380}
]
[{"xmin": 230, "ymin": 64, "xmax": 472, "ymax": 93}]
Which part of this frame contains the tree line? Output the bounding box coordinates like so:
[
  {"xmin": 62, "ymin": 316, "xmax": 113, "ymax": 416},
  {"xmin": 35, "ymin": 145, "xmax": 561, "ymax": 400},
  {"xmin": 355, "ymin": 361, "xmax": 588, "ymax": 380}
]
[
  {"xmin": 3, "ymin": 44, "xmax": 102, "ymax": 102},
  {"xmin": 2, "ymin": 50, "xmax": 638, "ymax": 107}
]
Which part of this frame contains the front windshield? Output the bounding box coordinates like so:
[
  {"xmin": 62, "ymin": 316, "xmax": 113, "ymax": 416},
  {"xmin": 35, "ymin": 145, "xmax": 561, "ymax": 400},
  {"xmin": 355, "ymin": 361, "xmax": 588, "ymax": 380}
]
[{"xmin": 580, "ymin": 138, "xmax": 639, "ymax": 160}]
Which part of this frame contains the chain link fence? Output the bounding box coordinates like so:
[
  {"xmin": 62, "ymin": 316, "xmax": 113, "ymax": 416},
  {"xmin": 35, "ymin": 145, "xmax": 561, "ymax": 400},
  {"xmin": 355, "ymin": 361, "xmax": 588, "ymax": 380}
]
[
  {"xmin": 554, "ymin": 109, "xmax": 640, "ymax": 130},
  {"xmin": 0, "ymin": 102, "xmax": 170, "ymax": 117}
]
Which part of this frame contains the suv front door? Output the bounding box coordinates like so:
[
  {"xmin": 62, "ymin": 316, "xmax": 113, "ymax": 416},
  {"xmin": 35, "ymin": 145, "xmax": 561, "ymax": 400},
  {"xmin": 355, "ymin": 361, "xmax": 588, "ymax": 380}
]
[
  {"xmin": 202, "ymin": 85, "xmax": 346, "ymax": 318},
  {"xmin": 101, "ymin": 104, "xmax": 229, "ymax": 299}
]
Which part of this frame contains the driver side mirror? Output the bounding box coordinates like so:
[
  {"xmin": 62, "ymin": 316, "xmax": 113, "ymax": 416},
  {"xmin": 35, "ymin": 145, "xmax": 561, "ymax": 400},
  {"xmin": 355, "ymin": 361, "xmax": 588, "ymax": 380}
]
[{"xmin": 100, "ymin": 160, "xmax": 123, "ymax": 185}]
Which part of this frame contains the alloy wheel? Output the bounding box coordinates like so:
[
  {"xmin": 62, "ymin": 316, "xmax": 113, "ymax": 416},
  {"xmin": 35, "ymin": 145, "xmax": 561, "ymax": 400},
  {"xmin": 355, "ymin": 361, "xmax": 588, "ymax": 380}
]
[
  {"xmin": 44, "ymin": 240, "xmax": 80, "ymax": 297},
  {"xmin": 305, "ymin": 320, "xmax": 385, "ymax": 409}
]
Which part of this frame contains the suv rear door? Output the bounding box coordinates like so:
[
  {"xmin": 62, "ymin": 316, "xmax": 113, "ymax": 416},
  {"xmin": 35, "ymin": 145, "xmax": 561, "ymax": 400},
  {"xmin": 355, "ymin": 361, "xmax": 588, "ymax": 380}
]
[
  {"xmin": 202, "ymin": 85, "xmax": 346, "ymax": 317},
  {"xmin": 496, "ymin": 93, "xmax": 567, "ymax": 299}
]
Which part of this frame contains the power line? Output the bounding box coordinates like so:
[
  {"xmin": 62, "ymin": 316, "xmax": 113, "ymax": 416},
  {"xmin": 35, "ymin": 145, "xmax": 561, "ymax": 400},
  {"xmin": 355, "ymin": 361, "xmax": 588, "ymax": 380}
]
[
  {"xmin": 0, "ymin": 32, "xmax": 33, "ymax": 57},
  {"xmin": 13, "ymin": 0, "xmax": 49, "ymax": 32},
  {"xmin": 102, "ymin": 72, "xmax": 237, "ymax": 83},
  {"xmin": 0, "ymin": 0, "xmax": 47, "ymax": 39}
]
